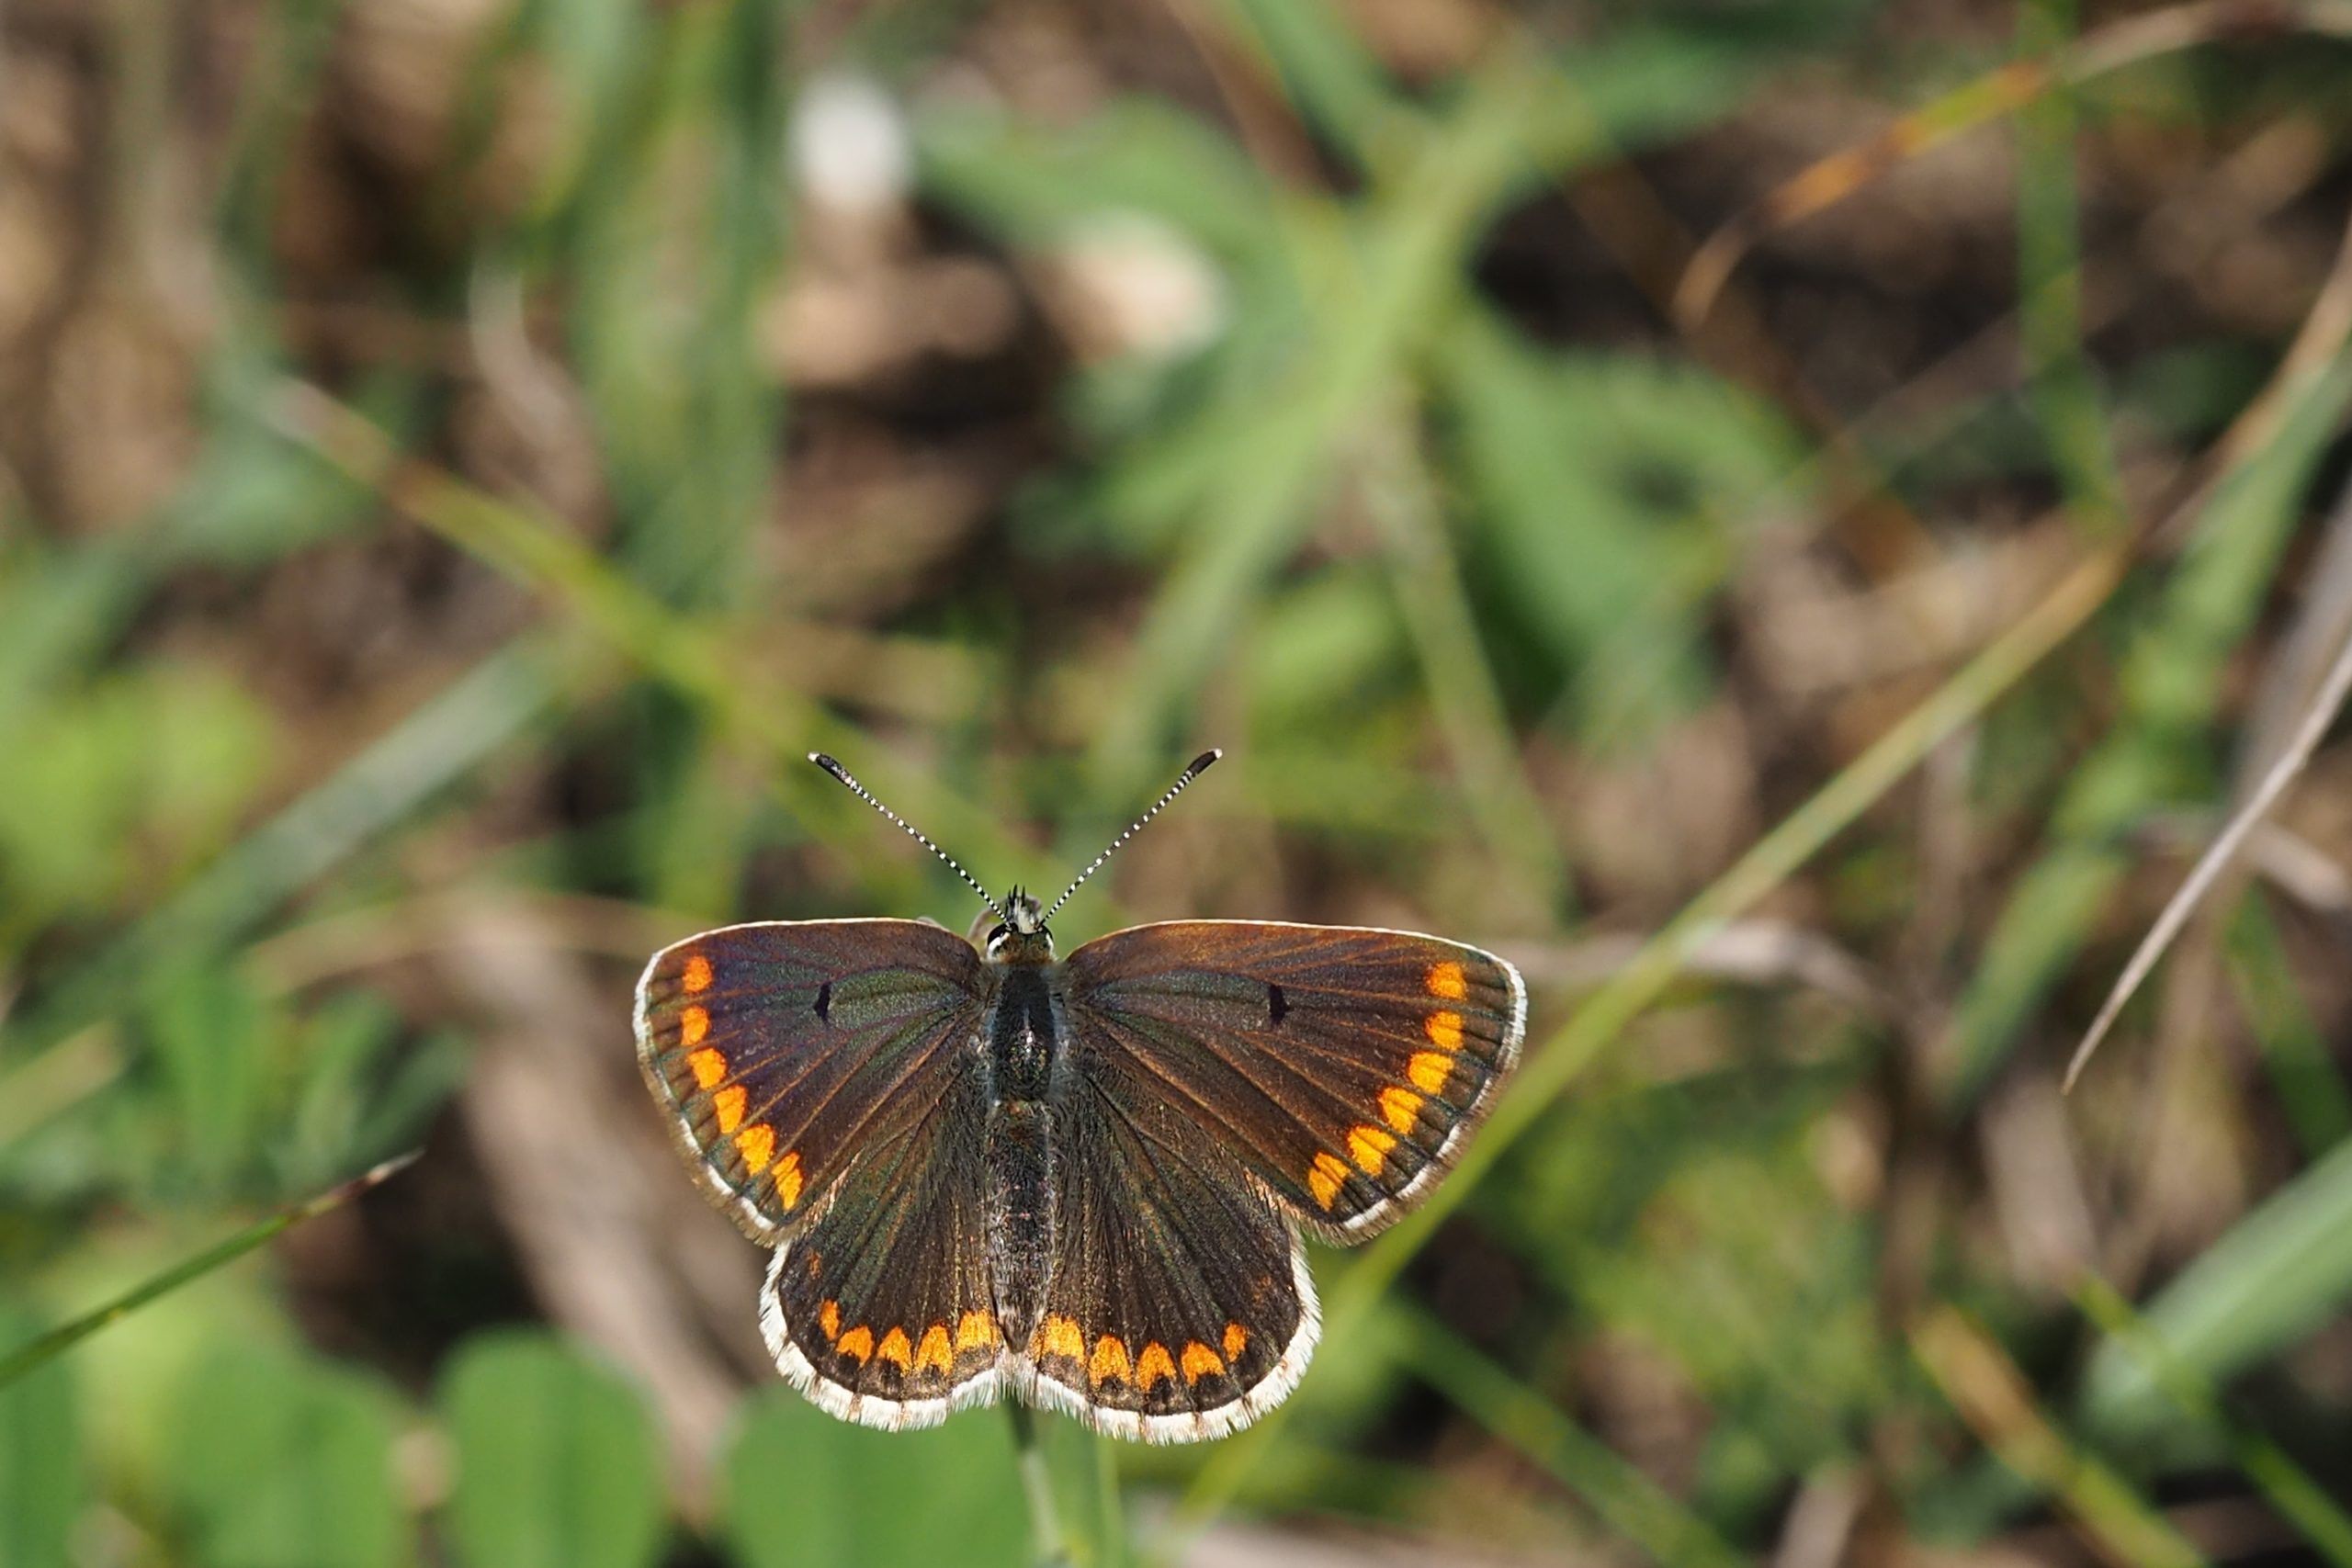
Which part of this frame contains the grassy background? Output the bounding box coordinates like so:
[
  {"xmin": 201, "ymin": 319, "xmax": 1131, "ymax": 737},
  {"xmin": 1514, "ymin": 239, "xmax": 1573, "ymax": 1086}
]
[{"xmin": 5, "ymin": 0, "xmax": 2352, "ymax": 1563}]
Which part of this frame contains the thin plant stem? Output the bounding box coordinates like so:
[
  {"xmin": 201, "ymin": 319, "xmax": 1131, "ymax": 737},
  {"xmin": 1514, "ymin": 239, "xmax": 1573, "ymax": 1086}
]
[
  {"xmin": 1009, "ymin": 1400, "xmax": 1072, "ymax": 1568},
  {"xmin": 1091, "ymin": 1434, "xmax": 1125, "ymax": 1568},
  {"xmin": 0, "ymin": 1152, "xmax": 419, "ymax": 1391}
]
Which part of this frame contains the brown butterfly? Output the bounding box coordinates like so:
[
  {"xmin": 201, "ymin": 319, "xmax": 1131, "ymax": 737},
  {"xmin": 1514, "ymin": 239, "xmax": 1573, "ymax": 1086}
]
[{"xmin": 636, "ymin": 752, "xmax": 1522, "ymax": 1441}]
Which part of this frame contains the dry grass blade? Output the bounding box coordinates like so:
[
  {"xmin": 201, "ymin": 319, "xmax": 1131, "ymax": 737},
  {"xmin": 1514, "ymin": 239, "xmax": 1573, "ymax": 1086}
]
[
  {"xmin": 1913, "ymin": 1308, "xmax": 2211, "ymax": 1568},
  {"xmin": 1674, "ymin": 0, "xmax": 2352, "ymax": 328},
  {"xmin": 2063, "ymin": 616, "xmax": 2352, "ymax": 1091}
]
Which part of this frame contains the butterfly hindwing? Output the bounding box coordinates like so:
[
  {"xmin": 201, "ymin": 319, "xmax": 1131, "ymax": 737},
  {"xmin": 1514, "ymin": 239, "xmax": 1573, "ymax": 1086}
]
[
  {"xmin": 635, "ymin": 919, "xmax": 987, "ymax": 1241},
  {"xmin": 761, "ymin": 1055, "xmax": 1005, "ymax": 1430},
  {"xmin": 1016, "ymin": 1064, "xmax": 1315, "ymax": 1442},
  {"xmin": 1062, "ymin": 921, "xmax": 1524, "ymax": 1240}
]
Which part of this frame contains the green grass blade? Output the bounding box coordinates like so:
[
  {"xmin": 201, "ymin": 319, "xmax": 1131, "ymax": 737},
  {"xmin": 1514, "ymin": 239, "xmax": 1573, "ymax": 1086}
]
[
  {"xmin": 0, "ymin": 1153, "xmax": 418, "ymax": 1391},
  {"xmin": 2224, "ymin": 897, "xmax": 2352, "ymax": 1156},
  {"xmin": 2017, "ymin": 0, "xmax": 2128, "ymax": 539},
  {"xmin": 2075, "ymin": 1274, "xmax": 2352, "ymax": 1567},
  {"xmin": 2080, "ymin": 1133, "xmax": 2352, "ymax": 1442},
  {"xmin": 1406, "ymin": 1310, "xmax": 1750, "ymax": 1568}
]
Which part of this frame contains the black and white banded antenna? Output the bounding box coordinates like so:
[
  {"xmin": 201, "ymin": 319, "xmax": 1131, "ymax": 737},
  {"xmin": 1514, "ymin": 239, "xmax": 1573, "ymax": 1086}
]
[
  {"xmin": 1042, "ymin": 749, "xmax": 1221, "ymax": 925},
  {"xmin": 808, "ymin": 752, "xmax": 1008, "ymax": 925}
]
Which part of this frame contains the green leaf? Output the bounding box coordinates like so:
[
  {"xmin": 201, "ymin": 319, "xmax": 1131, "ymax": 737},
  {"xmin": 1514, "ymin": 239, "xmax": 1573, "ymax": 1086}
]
[
  {"xmin": 168, "ymin": 1342, "xmax": 409, "ymax": 1568},
  {"xmin": 439, "ymin": 1332, "xmax": 668, "ymax": 1568},
  {"xmin": 718, "ymin": 1393, "xmax": 1028, "ymax": 1568},
  {"xmin": 2081, "ymin": 1134, "xmax": 2352, "ymax": 1444},
  {"xmin": 0, "ymin": 1304, "xmax": 82, "ymax": 1568},
  {"xmin": 1442, "ymin": 318, "xmax": 1798, "ymax": 740}
]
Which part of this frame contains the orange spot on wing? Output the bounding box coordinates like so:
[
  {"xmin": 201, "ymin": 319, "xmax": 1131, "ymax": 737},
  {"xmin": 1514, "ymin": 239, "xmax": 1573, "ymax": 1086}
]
[
  {"xmin": 1038, "ymin": 1315, "xmax": 1085, "ymax": 1362},
  {"xmin": 1181, "ymin": 1341, "xmax": 1225, "ymax": 1382},
  {"xmin": 1424, "ymin": 1010, "xmax": 1464, "ymax": 1051},
  {"xmin": 876, "ymin": 1327, "xmax": 913, "ymax": 1371},
  {"xmin": 711, "ymin": 1085, "xmax": 747, "ymax": 1134},
  {"xmin": 1408, "ymin": 1051, "xmax": 1454, "ymax": 1093},
  {"xmin": 686, "ymin": 1048, "xmax": 728, "ymax": 1089},
  {"xmin": 1222, "ymin": 1322, "xmax": 1250, "ymax": 1361},
  {"xmin": 1425, "ymin": 960, "xmax": 1468, "ymax": 1000},
  {"xmin": 734, "ymin": 1123, "xmax": 775, "ymax": 1174},
  {"xmin": 956, "ymin": 1311, "xmax": 998, "ymax": 1351},
  {"xmin": 1379, "ymin": 1085, "xmax": 1423, "ymax": 1133},
  {"xmin": 1347, "ymin": 1123, "xmax": 1396, "ymax": 1176},
  {"xmin": 680, "ymin": 1005, "xmax": 710, "ymax": 1047},
  {"xmin": 915, "ymin": 1325, "xmax": 954, "ymax": 1374},
  {"xmin": 681, "ymin": 953, "xmax": 714, "ymax": 994},
  {"xmin": 836, "ymin": 1325, "xmax": 874, "ymax": 1363},
  {"xmin": 1089, "ymin": 1335, "xmax": 1132, "ymax": 1386},
  {"xmin": 774, "ymin": 1150, "xmax": 803, "ymax": 1210},
  {"xmin": 1136, "ymin": 1342, "xmax": 1176, "ymax": 1391},
  {"xmin": 820, "ymin": 1300, "xmax": 841, "ymax": 1340},
  {"xmin": 1306, "ymin": 1150, "xmax": 1349, "ymax": 1211}
]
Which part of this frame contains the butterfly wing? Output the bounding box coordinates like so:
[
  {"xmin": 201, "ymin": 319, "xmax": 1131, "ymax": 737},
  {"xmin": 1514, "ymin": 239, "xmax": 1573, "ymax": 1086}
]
[
  {"xmin": 1060, "ymin": 920, "xmax": 1524, "ymax": 1241},
  {"xmin": 634, "ymin": 919, "xmax": 988, "ymax": 1242},
  {"xmin": 1015, "ymin": 1074, "xmax": 1315, "ymax": 1442},
  {"xmin": 761, "ymin": 1054, "xmax": 1005, "ymax": 1430}
]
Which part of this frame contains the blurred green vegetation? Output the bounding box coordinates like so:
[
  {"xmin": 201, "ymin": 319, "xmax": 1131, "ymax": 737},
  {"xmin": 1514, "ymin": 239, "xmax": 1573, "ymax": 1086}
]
[{"xmin": 6, "ymin": 0, "xmax": 2352, "ymax": 1564}]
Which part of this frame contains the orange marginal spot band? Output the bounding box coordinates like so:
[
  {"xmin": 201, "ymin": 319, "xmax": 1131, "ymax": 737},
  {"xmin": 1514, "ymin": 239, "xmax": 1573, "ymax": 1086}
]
[
  {"xmin": 686, "ymin": 1048, "xmax": 728, "ymax": 1089},
  {"xmin": 733, "ymin": 1123, "xmax": 775, "ymax": 1174},
  {"xmin": 711, "ymin": 1085, "xmax": 747, "ymax": 1134},
  {"xmin": 1347, "ymin": 1122, "xmax": 1396, "ymax": 1176},
  {"xmin": 1425, "ymin": 960, "xmax": 1468, "ymax": 1000},
  {"xmin": 1181, "ymin": 1341, "xmax": 1225, "ymax": 1382},
  {"xmin": 1408, "ymin": 1051, "xmax": 1454, "ymax": 1094},
  {"xmin": 876, "ymin": 1327, "xmax": 913, "ymax": 1371},
  {"xmin": 1379, "ymin": 1085, "xmax": 1423, "ymax": 1133},
  {"xmin": 957, "ymin": 1311, "xmax": 998, "ymax": 1351},
  {"xmin": 820, "ymin": 1300, "xmax": 841, "ymax": 1341},
  {"xmin": 1090, "ymin": 1335, "xmax": 1132, "ymax": 1387},
  {"xmin": 681, "ymin": 953, "xmax": 714, "ymax": 994},
  {"xmin": 680, "ymin": 1006, "xmax": 710, "ymax": 1048},
  {"xmin": 1306, "ymin": 1150, "xmax": 1349, "ymax": 1211},
  {"xmin": 915, "ymin": 1325, "xmax": 954, "ymax": 1375},
  {"xmin": 836, "ymin": 1325, "xmax": 874, "ymax": 1363},
  {"xmin": 1039, "ymin": 1315, "xmax": 1086, "ymax": 1361},
  {"xmin": 1223, "ymin": 1322, "xmax": 1250, "ymax": 1360},
  {"xmin": 1424, "ymin": 1010, "xmax": 1464, "ymax": 1051},
  {"xmin": 1136, "ymin": 1342, "xmax": 1176, "ymax": 1391},
  {"xmin": 774, "ymin": 1150, "xmax": 803, "ymax": 1210}
]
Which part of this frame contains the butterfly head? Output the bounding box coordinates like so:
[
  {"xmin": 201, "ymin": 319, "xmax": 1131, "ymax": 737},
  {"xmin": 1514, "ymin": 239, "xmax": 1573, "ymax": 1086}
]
[{"xmin": 981, "ymin": 886, "xmax": 1055, "ymax": 963}]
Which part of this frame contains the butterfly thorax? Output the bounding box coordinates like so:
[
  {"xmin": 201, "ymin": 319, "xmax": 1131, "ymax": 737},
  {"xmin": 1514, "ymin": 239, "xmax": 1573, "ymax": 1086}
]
[{"xmin": 985, "ymin": 959, "xmax": 1061, "ymax": 1100}]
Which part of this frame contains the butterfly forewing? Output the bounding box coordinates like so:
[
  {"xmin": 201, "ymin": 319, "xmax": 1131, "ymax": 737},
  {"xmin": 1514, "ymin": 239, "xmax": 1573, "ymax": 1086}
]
[
  {"xmin": 1062, "ymin": 921, "xmax": 1525, "ymax": 1239},
  {"xmin": 634, "ymin": 919, "xmax": 987, "ymax": 1241},
  {"xmin": 761, "ymin": 1057, "xmax": 1004, "ymax": 1430},
  {"xmin": 1018, "ymin": 1066, "xmax": 1315, "ymax": 1442}
]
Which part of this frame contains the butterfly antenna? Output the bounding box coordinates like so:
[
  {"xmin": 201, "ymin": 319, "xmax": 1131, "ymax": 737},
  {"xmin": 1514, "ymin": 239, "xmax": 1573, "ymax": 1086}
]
[
  {"xmin": 808, "ymin": 753, "xmax": 1008, "ymax": 924},
  {"xmin": 1042, "ymin": 750, "xmax": 1221, "ymax": 925}
]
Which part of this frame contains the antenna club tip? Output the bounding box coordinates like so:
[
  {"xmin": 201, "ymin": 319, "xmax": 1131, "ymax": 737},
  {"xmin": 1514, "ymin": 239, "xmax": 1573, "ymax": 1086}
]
[
  {"xmin": 810, "ymin": 752, "xmax": 842, "ymax": 773},
  {"xmin": 1190, "ymin": 749, "xmax": 1223, "ymax": 773}
]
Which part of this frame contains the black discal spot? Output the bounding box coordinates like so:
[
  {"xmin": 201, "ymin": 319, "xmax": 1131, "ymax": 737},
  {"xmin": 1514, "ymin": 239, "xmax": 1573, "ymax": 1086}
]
[
  {"xmin": 813, "ymin": 981, "xmax": 832, "ymax": 1022},
  {"xmin": 1267, "ymin": 983, "xmax": 1288, "ymax": 1026}
]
